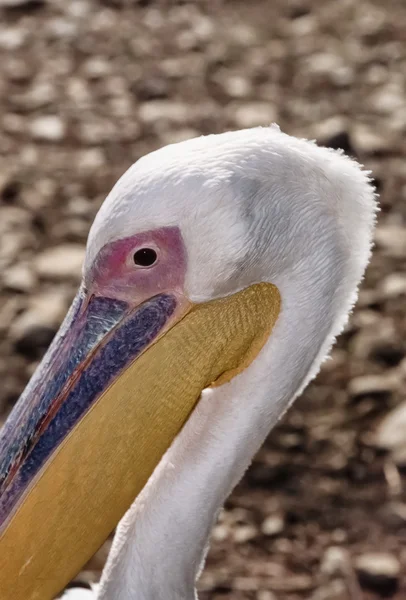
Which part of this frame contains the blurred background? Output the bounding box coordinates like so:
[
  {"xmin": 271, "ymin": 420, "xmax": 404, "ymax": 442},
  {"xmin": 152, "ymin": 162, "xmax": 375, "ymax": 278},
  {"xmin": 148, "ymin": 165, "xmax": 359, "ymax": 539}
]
[{"xmin": 0, "ymin": 0, "xmax": 405, "ymax": 598}]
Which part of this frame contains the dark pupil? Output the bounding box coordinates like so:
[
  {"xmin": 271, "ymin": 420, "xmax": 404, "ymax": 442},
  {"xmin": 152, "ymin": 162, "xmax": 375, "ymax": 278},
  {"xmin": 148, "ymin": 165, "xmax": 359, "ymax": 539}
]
[{"xmin": 133, "ymin": 248, "xmax": 157, "ymax": 267}]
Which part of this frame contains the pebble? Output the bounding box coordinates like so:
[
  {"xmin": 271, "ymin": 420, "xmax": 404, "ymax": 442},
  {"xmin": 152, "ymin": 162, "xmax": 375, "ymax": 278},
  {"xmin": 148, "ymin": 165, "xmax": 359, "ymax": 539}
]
[
  {"xmin": 375, "ymin": 225, "xmax": 406, "ymax": 258},
  {"xmin": 355, "ymin": 552, "xmax": 400, "ymax": 591},
  {"xmin": 375, "ymin": 401, "xmax": 406, "ymax": 454},
  {"xmin": 305, "ymin": 53, "xmax": 354, "ymax": 87},
  {"xmin": 10, "ymin": 290, "xmax": 69, "ymax": 358},
  {"xmin": 3, "ymin": 57, "xmax": 32, "ymax": 83},
  {"xmin": 0, "ymin": 207, "xmax": 35, "ymax": 266},
  {"xmin": 2, "ymin": 113, "xmax": 25, "ymax": 135},
  {"xmin": 352, "ymin": 123, "xmax": 391, "ymax": 153},
  {"xmin": 311, "ymin": 117, "xmax": 349, "ymax": 144},
  {"xmin": 47, "ymin": 18, "xmax": 78, "ymax": 40},
  {"xmin": 380, "ymin": 502, "xmax": 406, "ymax": 528},
  {"xmin": 77, "ymin": 119, "xmax": 116, "ymax": 145},
  {"xmin": 138, "ymin": 101, "xmax": 189, "ymax": 125},
  {"xmin": 233, "ymin": 102, "xmax": 277, "ymax": 128},
  {"xmin": 380, "ymin": 273, "xmax": 406, "ymax": 298},
  {"xmin": 34, "ymin": 244, "xmax": 85, "ymax": 280},
  {"xmin": 76, "ymin": 149, "xmax": 106, "ymax": 172},
  {"xmin": 221, "ymin": 74, "xmax": 252, "ymax": 98},
  {"xmin": 211, "ymin": 524, "xmax": 229, "ymax": 542},
  {"xmin": 161, "ymin": 128, "xmax": 199, "ymax": 145},
  {"xmin": 309, "ymin": 580, "xmax": 347, "ymax": 600},
  {"xmin": 371, "ymin": 84, "xmax": 405, "ymax": 114},
  {"xmin": 261, "ymin": 515, "xmax": 284, "ymax": 536},
  {"xmin": 12, "ymin": 82, "xmax": 56, "ymax": 111},
  {"xmin": 348, "ymin": 374, "xmax": 398, "ymax": 398},
  {"xmin": 10, "ymin": 290, "xmax": 68, "ymax": 336},
  {"xmin": 0, "ymin": 27, "xmax": 26, "ymax": 50},
  {"xmin": 232, "ymin": 524, "xmax": 258, "ymax": 543},
  {"xmin": 3, "ymin": 263, "xmax": 37, "ymax": 292},
  {"xmin": 82, "ymin": 57, "xmax": 111, "ymax": 80},
  {"xmin": 29, "ymin": 116, "xmax": 67, "ymax": 143},
  {"xmin": 257, "ymin": 591, "xmax": 278, "ymax": 600},
  {"xmin": 320, "ymin": 546, "xmax": 349, "ymax": 576},
  {"xmin": 349, "ymin": 319, "xmax": 399, "ymax": 361}
]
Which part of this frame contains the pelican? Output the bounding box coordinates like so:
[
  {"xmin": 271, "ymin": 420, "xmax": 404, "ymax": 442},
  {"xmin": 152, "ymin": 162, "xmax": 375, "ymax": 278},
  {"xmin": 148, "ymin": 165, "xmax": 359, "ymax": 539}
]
[{"xmin": 0, "ymin": 126, "xmax": 376, "ymax": 600}]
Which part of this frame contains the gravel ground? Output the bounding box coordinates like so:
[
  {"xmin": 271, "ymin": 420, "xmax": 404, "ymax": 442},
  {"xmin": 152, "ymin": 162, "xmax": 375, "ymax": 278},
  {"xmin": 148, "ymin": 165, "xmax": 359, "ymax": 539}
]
[{"xmin": 0, "ymin": 0, "xmax": 405, "ymax": 599}]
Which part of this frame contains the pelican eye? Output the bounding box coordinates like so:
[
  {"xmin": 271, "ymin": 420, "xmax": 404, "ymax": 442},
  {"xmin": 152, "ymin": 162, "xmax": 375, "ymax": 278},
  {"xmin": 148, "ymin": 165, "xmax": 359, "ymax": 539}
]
[{"xmin": 133, "ymin": 247, "xmax": 158, "ymax": 267}]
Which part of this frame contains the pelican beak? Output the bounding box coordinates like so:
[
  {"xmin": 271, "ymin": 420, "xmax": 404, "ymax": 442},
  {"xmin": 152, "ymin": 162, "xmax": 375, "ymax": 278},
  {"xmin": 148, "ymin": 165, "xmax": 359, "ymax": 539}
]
[{"xmin": 0, "ymin": 283, "xmax": 280, "ymax": 600}]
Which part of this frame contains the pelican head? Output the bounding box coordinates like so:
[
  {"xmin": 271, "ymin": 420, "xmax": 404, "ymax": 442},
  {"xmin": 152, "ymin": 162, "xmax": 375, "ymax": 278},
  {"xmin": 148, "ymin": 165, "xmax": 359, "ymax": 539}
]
[{"xmin": 0, "ymin": 126, "xmax": 376, "ymax": 600}]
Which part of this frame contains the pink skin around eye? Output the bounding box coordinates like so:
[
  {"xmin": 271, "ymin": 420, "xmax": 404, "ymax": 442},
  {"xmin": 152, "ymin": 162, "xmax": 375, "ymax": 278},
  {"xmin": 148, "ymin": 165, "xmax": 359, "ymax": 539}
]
[{"xmin": 87, "ymin": 226, "xmax": 187, "ymax": 304}]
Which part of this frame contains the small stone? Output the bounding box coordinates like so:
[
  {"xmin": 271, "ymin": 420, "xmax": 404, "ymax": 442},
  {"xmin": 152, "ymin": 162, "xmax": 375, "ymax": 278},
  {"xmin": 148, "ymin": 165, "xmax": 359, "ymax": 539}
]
[
  {"xmin": 232, "ymin": 524, "xmax": 258, "ymax": 543},
  {"xmin": 135, "ymin": 76, "xmax": 169, "ymax": 101},
  {"xmin": 312, "ymin": 117, "xmax": 349, "ymax": 143},
  {"xmin": 391, "ymin": 445, "xmax": 406, "ymax": 467},
  {"xmin": 3, "ymin": 263, "xmax": 37, "ymax": 292},
  {"xmin": 380, "ymin": 273, "xmax": 406, "ymax": 298},
  {"xmin": 11, "ymin": 291, "xmax": 68, "ymax": 334},
  {"xmin": 77, "ymin": 119, "xmax": 116, "ymax": 145},
  {"xmin": 305, "ymin": 53, "xmax": 354, "ymax": 87},
  {"xmin": 138, "ymin": 101, "xmax": 189, "ymax": 125},
  {"xmin": 161, "ymin": 128, "xmax": 199, "ymax": 145},
  {"xmin": 320, "ymin": 546, "xmax": 349, "ymax": 576},
  {"xmin": 34, "ymin": 244, "xmax": 85, "ymax": 280},
  {"xmin": 76, "ymin": 149, "xmax": 105, "ymax": 172},
  {"xmin": 351, "ymin": 309, "xmax": 380, "ymax": 329},
  {"xmin": 2, "ymin": 114, "xmax": 25, "ymax": 135},
  {"xmin": 375, "ymin": 225, "xmax": 406, "ymax": 258},
  {"xmin": 10, "ymin": 290, "xmax": 69, "ymax": 358},
  {"xmin": 348, "ymin": 374, "xmax": 397, "ymax": 398},
  {"xmin": 66, "ymin": 197, "xmax": 91, "ymax": 218},
  {"xmin": 4, "ymin": 58, "xmax": 32, "ymax": 82},
  {"xmin": 331, "ymin": 529, "xmax": 347, "ymax": 543},
  {"xmin": 233, "ymin": 577, "xmax": 260, "ymax": 591},
  {"xmin": 375, "ymin": 401, "xmax": 406, "ymax": 452},
  {"xmin": 355, "ymin": 552, "xmax": 400, "ymax": 593},
  {"xmin": 46, "ymin": 18, "xmax": 78, "ymax": 40},
  {"xmin": 261, "ymin": 515, "xmax": 284, "ymax": 536},
  {"xmin": 211, "ymin": 524, "xmax": 229, "ymax": 542},
  {"xmin": 306, "ymin": 52, "xmax": 343, "ymax": 75},
  {"xmin": 349, "ymin": 319, "xmax": 398, "ymax": 361},
  {"xmin": 352, "ymin": 124, "xmax": 391, "ymax": 154},
  {"xmin": 65, "ymin": 0, "xmax": 91, "ymax": 19},
  {"xmin": 233, "ymin": 102, "xmax": 277, "ymax": 128},
  {"xmin": 12, "ymin": 82, "xmax": 56, "ymax": 111},
  {"xmin": 82, "ymin": 57, "xmax": 111, "ymax": 80},
  {"xmin": 229, "ymin": 23, "xmax": 257, "ymax": 46},
  {"xmin": 309, "ymin": 580, "xmax": 347, "ymax": 600},
  {"xmin": 29, "ymin": 116, "xmax": 66, "ymax": 143},
  {"xmin": 371, "ymin": 84, "xmax": 405, "ymax": 114},
  {"xmin": 0, "ymin": 27, "xmax": 26, "ymax": 50},
  {"xmin": 380, "ymin": 502, "xmax": 406, "ymax": 528},
  {"xmin": 257, "ymin": 592, "xmax": 278, "ymax": 600},
  {"xmin": 222, "ymin": 74, "xmax": 252, "ymax": 98}
]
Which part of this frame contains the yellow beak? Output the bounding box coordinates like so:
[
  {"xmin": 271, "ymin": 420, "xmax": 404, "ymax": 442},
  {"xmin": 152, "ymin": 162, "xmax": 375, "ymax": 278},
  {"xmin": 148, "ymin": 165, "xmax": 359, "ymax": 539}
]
[{"xmin": 0, "ymin": 283, "xmax": 280, "ymax": 600}]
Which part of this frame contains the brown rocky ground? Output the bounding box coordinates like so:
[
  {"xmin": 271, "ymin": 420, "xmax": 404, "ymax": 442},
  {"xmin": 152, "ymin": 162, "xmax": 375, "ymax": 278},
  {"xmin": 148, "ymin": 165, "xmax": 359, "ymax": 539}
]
[{"xmin": 0, "ymin": 0, "xmax": 405, "ymax": 598}]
